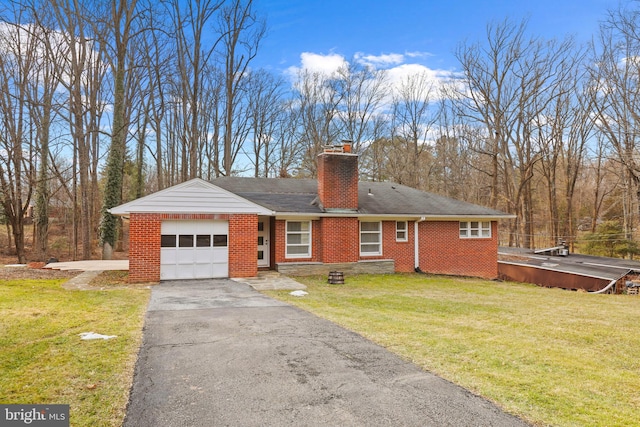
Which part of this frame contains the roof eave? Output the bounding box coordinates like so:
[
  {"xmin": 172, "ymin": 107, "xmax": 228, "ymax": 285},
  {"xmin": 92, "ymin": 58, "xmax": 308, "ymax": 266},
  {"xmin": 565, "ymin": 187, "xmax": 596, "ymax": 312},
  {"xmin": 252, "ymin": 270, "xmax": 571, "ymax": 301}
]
[{"xmin": 273, "ymin": 212, "xmax": 515, "ymax": 220}]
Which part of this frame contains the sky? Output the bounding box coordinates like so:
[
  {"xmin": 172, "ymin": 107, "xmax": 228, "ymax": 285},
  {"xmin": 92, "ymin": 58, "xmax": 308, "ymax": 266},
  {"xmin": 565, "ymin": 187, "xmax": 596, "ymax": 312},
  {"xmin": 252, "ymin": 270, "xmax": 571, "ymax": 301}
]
[{"xmin": 253, "ymin": 0, "xmax": 618, "ymax": 79}]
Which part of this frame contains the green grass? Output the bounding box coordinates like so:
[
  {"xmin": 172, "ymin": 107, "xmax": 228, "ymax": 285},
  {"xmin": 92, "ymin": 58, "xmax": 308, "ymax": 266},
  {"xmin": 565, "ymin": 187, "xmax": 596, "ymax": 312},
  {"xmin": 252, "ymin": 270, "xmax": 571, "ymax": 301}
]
[
  {"xmin": 0, "ymin": 279, "xmax": 150, "ymax": 426},
  {"xmin": 266, "ymin": 274, "xmax": 640, "ymax": 427}
]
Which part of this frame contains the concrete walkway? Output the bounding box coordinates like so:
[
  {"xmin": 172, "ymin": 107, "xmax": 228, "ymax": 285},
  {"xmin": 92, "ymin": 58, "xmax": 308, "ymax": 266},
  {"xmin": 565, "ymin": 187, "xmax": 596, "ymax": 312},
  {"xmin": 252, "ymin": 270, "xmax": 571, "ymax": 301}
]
[
  {"xmin": 44, "ymin": 260, "xmax": 129, "ymax": 290},
  {"xmin": 232, "ymin": 271, "xmax": 307, "ymax": 290},
  {"xmin": 124, "ymin": 279, "xmax": 530, "ymax": 427},
  {"xmin": 45, "ymin": 260, "xmax": 129, "ymax": 271}
]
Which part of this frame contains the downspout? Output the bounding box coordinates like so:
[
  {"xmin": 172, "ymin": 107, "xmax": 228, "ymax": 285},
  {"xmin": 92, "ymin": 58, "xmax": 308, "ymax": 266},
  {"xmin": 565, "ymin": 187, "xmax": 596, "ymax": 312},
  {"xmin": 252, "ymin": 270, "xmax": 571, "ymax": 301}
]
[
  {"xmin": 590, "ymin": 270, "xmax": 630, "ymax": 294},
  {"xmin": 414, "ymin": 217, "xmax": 426, "ymax": 273},
  {"xmin": 591, "ymin": 279, "xmax": 617, "ymax": 294}
]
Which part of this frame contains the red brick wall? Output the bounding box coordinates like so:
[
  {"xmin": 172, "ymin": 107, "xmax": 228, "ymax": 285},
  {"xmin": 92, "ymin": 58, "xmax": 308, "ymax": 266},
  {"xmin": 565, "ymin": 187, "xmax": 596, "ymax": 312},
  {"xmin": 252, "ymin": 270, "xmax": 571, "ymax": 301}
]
[
  {"xmin": 317, "ymin": 153, "xmax": 359, "ymax": 210},
  {"xmin": 355, "ymin": 221, "xmax": 414, "ymax": 273},
  {"xmin": 228, "ymin": 214, "xmax": 258, "ymax": 278},
  {"xmin": 127, "ymin": 213, "xmax": 256, "ymax": 282},
  {"xmin": 320, "ymin": 217, "xmax": 359, "ymax": 263},
  {"xmin": 129, "ymin": 211, "xmax": 498, "ymax": 281},
  {"xmin": 274, "ymin": 217, "xmax": 360, "ymax": 265},
  {"xmin": 129, "ymin": 213, "xmax": 162, "ymax": 283},
  {"xmin": 275, "ymin": 218, "xmax": 414, "ymax": 271},
  {"xmin": 418, "ymin": 221, "xmax": 498, "ymax": 279},
  {"xmin": 381, "ymin": 221, "xmax": 415, "ymax": 272},
  {"xmin": 272, "ymin": 218, "xmax": 498, "ymax": 278}
]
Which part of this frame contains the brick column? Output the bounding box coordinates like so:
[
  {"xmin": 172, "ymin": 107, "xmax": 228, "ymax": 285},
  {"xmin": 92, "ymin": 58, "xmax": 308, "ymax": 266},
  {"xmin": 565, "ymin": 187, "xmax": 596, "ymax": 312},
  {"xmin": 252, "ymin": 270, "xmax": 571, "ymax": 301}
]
[
  {"xmin": 128, "ymin": 213, "xmax": 161, "ymax": 282},
  {"xmin": 229, "ymin": 214, "xmax": 258, "ymax": 278}
]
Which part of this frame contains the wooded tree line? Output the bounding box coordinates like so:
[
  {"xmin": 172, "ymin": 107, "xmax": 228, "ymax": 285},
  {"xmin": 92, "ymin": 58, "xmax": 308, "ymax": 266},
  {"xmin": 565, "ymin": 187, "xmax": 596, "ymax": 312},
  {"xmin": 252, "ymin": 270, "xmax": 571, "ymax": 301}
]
[{"xmin": 1, "ymin": 0, "xmax": 640, "ymax": 262}]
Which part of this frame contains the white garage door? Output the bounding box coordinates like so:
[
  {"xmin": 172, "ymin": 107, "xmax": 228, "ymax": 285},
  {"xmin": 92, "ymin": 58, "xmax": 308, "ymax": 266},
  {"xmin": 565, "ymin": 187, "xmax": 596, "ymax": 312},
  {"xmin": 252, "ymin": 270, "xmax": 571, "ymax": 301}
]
[{"xmin": 160, "ymin": 220, "xmax": 229, "ymax": 280}]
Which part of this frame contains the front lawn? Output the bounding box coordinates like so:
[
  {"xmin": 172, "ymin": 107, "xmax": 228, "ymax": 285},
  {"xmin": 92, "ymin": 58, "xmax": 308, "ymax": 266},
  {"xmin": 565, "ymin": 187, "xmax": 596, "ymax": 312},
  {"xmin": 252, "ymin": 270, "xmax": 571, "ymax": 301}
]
[
  {"xmin": 0, "ymin": 278, "xmax": 150, "ymax": 426},
  {"xmin": 266, "ymin": 274, "xmax": 640, "ymax": 427}
]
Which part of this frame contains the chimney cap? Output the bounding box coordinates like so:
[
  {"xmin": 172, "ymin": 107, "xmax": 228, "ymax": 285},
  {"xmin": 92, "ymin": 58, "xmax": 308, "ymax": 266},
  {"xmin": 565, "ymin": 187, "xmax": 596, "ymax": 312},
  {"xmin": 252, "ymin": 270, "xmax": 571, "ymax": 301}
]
[{"xmin": 322, "ymin": 141, "xmax": 353, "ymax": 154}]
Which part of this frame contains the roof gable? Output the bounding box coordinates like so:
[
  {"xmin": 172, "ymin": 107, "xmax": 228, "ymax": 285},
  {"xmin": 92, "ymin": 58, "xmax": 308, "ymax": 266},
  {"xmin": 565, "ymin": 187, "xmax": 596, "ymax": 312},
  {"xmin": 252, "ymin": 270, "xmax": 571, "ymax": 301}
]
[{"xmin": 109, "ymin": 178, "xmax": 273, "ymax": 215}]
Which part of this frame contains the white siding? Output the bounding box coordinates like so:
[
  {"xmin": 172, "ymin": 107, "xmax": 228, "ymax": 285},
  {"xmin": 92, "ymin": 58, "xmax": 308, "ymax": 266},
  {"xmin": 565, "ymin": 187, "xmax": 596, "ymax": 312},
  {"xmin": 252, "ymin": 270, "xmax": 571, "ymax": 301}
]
[{"xmin": 110, "ymin": 178, "xmax": 272, "ymax": 215}]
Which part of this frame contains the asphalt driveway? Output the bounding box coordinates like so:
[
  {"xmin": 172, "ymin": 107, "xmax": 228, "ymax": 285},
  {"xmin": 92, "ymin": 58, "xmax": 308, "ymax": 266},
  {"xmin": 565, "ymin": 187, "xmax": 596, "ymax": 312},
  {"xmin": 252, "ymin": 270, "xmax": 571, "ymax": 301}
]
[{"xmin": 124, "ymin": 279, "xmax": 530, "ymax": 426}]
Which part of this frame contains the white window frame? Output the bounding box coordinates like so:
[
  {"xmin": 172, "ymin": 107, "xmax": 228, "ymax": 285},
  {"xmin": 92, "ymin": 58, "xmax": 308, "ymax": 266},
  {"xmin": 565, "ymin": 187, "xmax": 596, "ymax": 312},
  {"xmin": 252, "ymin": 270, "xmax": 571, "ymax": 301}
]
[
  {"xmin": 285, "ymin": 220, "xmax": 312, "ymax": 258},
  {"xmin": 459, "ymin": 221, "xmax": 492, "ymax": 238},
  {"xmin": 360, "ymin": 221, "xmax": 382, "ymax": 256},
  {"xmin": 396, "ymin": 221, "xmax": 408, "ymax": 242}
]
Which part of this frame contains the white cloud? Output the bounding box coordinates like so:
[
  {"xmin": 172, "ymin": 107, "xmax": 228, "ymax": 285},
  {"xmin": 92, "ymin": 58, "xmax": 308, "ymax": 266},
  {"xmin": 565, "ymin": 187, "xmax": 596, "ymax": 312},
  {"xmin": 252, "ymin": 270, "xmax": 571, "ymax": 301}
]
[
  {"xmin": 405, "ymin": 51, "xmax": 433, "ymax": 59},
  {"xmin": 286, "ymin": 51, "xmax": 455, "ymax": 85},
  {"xmin": 385, "ymin": 64, "xmax": 458, "ymax": 103},
  {"xmin": 387, "ymin": 64, "xmax": 454, "ymax": 87},
  {"xmin": 285, "ymin": 52, "xmax": 347, "ymax": 79},
  {"xmin": 286, "ymin": 50, "xmax": 459, "ymax": 105},
  {"xmin": 355, "ymin": 52, "xmax": 404, "ymax": 67}
]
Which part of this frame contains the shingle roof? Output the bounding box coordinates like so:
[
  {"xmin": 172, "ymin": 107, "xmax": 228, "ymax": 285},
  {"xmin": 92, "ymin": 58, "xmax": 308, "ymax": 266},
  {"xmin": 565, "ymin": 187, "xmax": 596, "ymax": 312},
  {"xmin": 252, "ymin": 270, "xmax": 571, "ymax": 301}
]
[{"xmin": 212, "ymin": 177, "xmax": 511, "ymax": 218}]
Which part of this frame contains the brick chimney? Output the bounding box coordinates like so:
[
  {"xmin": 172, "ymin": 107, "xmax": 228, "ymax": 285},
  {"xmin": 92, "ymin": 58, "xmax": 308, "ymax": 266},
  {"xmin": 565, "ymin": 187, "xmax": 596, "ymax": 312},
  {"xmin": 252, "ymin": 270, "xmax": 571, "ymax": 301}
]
[{"xmin": 317, "ymin": 142, "xmax": 358, "ymax": 211}]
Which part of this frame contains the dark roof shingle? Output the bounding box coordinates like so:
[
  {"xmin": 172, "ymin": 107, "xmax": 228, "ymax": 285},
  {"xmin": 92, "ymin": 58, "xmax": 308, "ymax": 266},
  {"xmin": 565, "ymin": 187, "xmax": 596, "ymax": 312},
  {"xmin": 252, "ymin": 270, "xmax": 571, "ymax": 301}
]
[{"xmin": 212, "ymin": 177, "xmax": 510, "ymax": 217}]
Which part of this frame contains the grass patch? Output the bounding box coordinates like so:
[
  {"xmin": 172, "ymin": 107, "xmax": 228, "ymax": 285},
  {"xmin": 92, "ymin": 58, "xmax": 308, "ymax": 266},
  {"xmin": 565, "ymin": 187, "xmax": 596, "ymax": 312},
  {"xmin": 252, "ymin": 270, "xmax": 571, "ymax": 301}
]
[
  {"xmin": 0, "ymin": 278, "xmax": 150, "ymax": 426},
  {"xmin": 266, "ymin": 274, "xmax": 640, "ymax": 427},
  {"xmin": 89, "ymin": 271, "xmax": 130, "ymax": 287}
]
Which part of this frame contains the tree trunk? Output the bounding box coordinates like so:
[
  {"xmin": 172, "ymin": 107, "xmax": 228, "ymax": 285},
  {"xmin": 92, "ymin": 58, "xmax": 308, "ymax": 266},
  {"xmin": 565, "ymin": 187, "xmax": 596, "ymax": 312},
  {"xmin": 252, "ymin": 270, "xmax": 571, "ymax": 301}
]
[
  {"xmin": 100, "ymin": 55, "xmax": 128, "ymax": 259},
  {"xmin": 34, "ymin": 107, "xmax": 51, "ymax": 260},
  {"xmin": 10, "ymin": 216, "xmax": 26, "ymax": 264},
  {"xmin": 155, "ymin": 117, "xmax": 164, "ymax": 190},
  {"xmin": 5, "ymin": 222, "xmax": 12, "ymax": 253},
  {"xmin": 100, "ymin": 0, "xmax": 137, "ymax": 259}
]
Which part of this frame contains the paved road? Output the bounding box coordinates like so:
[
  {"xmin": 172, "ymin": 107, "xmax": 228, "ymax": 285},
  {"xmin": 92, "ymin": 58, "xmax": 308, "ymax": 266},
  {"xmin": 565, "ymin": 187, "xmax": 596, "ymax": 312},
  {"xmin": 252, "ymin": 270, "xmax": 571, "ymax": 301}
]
[{"xmin": 124, "ymin": 279, "xmax": 530, "ymax": 427}]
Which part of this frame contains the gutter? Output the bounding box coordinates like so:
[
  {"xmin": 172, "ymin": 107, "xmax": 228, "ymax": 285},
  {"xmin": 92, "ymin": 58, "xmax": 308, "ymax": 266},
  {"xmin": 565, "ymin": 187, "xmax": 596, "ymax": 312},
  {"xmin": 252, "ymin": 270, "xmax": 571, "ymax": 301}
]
[
  {"xmin": 415, "ymin": 217, "xmax": 426, "ymax": 271},
  {"xmin": 275, "ymin": 212, "xmax": 515, "ymax": 220}
]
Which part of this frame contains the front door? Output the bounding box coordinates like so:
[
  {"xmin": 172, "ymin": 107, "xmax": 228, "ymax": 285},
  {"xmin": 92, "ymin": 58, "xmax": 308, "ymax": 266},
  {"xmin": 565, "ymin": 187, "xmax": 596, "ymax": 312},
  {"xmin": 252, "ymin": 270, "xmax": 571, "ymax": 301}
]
[{"xmin": 257, "ymin": 217, "xmax": 270, "ymax": 267}]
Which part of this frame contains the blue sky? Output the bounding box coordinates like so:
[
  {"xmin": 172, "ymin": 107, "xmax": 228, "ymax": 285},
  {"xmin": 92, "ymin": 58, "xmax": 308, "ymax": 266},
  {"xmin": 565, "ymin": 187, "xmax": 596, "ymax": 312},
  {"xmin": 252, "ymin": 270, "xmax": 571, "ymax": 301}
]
[{"xmin": 254, "ymin": 0, "xmax": 617, "ymax": 77}]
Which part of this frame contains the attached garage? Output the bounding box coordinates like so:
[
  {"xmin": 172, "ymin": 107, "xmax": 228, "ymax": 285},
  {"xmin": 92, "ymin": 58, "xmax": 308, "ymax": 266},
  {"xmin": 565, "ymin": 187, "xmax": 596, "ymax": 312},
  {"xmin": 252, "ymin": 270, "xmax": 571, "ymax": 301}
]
[
  {"xmin": 108, "ymin": 179, "xmax": 273, "ymax": 282},
  {"xmin": 160, "ymin": 220, "xmax": 229, "ymax": 280}
]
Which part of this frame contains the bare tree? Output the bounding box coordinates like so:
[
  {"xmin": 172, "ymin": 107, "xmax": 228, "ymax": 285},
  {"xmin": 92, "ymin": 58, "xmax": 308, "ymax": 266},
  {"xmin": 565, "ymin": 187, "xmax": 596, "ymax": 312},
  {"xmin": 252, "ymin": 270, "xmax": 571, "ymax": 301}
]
[
  {"xmin": 432, "ymin": 94, "xmax": 477, "ymax": 201},
  {"xmin": 245, "ymin": 69, "xmax": 285, "ymax": 177},
  {"xmin": 169, "ymin": 0, "xmax": 224, "ymax": 180},
  {"xmin": 98, "ymin": 0, "xmax": 145, "ymax": 259},
  {"xmin": 390, "ymin": 71, "xmax": 437, "ymax": 189},
  {"xmin": 27, "ymin": 5, "xmax": 65, "ymax": 260},
  {"xmin": 455, "ymin": 18, "xmax": 576, "ymax": 248},
  {"xmin": 272, "ymin": 99, "xmax": 304, "ymax": 178},
  {"xmin": 48, "ymin": 0, "xmax": 105, "ymax": 259},
  {"xmin": 139, "ymin": 5, "xmax": 171, "ymax": 190},
  {"xmin": 590, "ymin": 4, "xmax": 640, "ymax": 240},
  {"xmin": 218, "ymin": 0, "xmax": 265, "ymax": 176},
  {"xmin": 561, "ymin": 88, "xmax": 593, "ymax": 248},
  {"xmin": 0, "ymin": 15, "xmax": 38, "ymax": 263},
  {"xmin": 534, "ymin": 46, "xmax": 589, "ymax": 248},
  {"xmin": 294, "ymin": 69, "xmax": 343, "ymax": 176},
  {"xmin": 335, "ymin": 61, "xmax": 388, "ymax": 153}
]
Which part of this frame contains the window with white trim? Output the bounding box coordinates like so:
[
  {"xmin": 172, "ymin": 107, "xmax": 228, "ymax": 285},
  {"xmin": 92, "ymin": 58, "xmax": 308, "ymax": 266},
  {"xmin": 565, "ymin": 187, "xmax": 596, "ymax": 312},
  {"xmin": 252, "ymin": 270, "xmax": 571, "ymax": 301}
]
[
  {"xmin": 360, "ymin": 221, "xmax": 382, "ymax": 255},
  {"xmin": 459, "ymin": 221, "xmax": 491, "ymax": 238},
  {"xmin": 286, "ymin": 221, "xmax": 311, "ymax": 258},
  {"xmin": 396, "ymin": 221, "xmax": 408, "ymax": 242}
]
